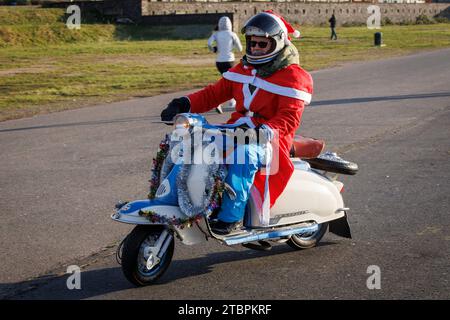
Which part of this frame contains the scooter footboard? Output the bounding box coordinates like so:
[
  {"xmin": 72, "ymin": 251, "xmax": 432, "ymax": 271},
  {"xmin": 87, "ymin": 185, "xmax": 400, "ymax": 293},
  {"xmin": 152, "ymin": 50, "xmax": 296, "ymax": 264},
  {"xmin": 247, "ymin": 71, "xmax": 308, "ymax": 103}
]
[{"xmin": 111, "ymin": 200, "xmax": 208, "ymax": 245}]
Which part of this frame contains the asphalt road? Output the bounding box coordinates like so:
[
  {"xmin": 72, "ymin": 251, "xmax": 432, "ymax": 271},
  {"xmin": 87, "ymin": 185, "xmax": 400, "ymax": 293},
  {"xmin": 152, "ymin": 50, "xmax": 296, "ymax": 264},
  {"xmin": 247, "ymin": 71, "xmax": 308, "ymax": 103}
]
[{"xmin": 0, "ymin": 48, "xmax": 449, "ymax": 300}]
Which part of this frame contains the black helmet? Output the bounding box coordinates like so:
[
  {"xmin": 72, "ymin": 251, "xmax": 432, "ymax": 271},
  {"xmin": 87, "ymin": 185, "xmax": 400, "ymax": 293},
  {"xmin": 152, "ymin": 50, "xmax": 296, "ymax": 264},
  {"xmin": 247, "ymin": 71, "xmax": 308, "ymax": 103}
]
[{"xmin": 241, "ymin": 11, "xmax": 300, "ymax": 65}]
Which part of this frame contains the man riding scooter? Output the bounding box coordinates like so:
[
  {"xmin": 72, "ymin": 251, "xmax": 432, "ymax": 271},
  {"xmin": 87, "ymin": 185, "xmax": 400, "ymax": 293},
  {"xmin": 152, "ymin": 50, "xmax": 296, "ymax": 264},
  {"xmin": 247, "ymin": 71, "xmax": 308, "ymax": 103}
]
[{"xmin": 161, "ymin": 11, "xmax": 313, "ymax": 235}]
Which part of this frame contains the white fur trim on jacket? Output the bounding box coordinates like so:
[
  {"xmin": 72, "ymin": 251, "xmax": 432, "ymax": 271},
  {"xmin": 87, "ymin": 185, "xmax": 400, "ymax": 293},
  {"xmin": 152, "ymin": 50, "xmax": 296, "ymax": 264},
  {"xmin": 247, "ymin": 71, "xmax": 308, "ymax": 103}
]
[{"xmin": 223, "ymin": 71, "xmax": 312, "ymax": 104}]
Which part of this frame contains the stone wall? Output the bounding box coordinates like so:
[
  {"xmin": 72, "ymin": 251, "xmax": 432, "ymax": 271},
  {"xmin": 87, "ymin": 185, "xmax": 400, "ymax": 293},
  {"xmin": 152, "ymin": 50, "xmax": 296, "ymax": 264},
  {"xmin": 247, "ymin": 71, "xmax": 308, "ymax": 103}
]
[
  {"xmin": 140, "ymin": 12, "xmax": 234, "ymax": 25},
  {"xmin": 140, "ymin": 2, "xmax": 450, "ymax": 28},
  {"xmin": 43, "ymin": 0, "xmax": 142, "ymax": 19}
]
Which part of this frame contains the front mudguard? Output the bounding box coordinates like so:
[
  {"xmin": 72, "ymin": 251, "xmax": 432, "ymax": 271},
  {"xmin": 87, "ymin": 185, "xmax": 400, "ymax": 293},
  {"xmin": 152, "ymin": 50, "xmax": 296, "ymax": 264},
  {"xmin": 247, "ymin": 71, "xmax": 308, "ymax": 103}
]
[{"xmin": 111, "ymin": 200, "xmax": 209, "ymax": 245}]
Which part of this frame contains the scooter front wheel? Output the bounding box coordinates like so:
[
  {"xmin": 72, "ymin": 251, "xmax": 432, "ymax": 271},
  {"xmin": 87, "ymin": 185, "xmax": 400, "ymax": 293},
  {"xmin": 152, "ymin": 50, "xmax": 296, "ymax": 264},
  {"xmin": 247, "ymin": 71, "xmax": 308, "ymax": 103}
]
[
  {"xmin": 287, "ymin": 222, "xmax": 328, "ymax": 250},
  {"xmin": 121, "ymin": 225, "xmax": 174, "ymax": 286}
]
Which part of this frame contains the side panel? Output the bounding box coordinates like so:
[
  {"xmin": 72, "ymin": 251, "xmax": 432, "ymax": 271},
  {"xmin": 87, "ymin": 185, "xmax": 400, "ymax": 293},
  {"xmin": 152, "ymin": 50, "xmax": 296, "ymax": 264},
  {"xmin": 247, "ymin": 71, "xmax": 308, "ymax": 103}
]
[{"xmin": 248, "ymin": 159, "xmax": 345, "ymax": 227}]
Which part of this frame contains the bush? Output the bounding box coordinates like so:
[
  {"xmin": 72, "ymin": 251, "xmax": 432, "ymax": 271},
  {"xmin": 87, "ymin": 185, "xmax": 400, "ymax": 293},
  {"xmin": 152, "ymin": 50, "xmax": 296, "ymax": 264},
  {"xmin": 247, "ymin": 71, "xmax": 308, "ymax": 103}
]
[
  {"xmin": 434, "ymin": 17, "xmax": 450, "ymax": 24},
  {"xmin": 415, "ymin": 14, "xmax": 435, "ymax": 25},
  {"xmin": 399, "ymin": 20, "xmax": 415, "ymax": 26},
  {"xmin": 342, "ymin": 21, "xmax": 366, "ymax": 27},
  {"xmin": 381, "ymin": 17, "xmax": 393, "ymax": 26}
]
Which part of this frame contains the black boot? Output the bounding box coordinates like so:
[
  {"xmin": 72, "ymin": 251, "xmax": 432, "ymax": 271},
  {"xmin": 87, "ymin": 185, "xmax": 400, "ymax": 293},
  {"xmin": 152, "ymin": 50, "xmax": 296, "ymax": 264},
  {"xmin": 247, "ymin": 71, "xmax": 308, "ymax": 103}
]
[{"xmin": 211, "ymin": 220, "xmax": 242, "ymax": 235}]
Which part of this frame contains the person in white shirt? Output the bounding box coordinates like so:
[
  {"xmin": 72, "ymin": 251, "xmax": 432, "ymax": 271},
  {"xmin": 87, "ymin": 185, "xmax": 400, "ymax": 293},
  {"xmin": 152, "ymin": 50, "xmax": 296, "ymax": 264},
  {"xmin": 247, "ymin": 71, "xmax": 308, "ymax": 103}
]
[{"xmin": 207, "ymin": 16, "xmax": 243, "ymax": 113}]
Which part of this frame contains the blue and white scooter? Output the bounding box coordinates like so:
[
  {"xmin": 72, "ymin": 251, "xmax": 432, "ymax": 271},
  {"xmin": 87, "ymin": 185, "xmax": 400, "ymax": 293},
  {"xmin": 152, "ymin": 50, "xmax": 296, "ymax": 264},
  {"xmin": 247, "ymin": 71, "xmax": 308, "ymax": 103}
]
[{"xmin": 111, "ymin": 113, "xmax": 358, "ymax": 286}]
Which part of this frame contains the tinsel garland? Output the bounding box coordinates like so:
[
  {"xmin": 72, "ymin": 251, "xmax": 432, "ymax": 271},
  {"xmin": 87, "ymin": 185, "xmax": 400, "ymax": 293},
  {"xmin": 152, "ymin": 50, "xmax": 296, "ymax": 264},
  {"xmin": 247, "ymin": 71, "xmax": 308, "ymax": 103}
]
[
  {"xmin": 139, "ymin": 174, "xmax": 225, "ymax": 229},
  {"xmin": 177, "ymin": 162, "xmax": 227, "ymax": 218},
  {"xmin": 145, "ymin": 135, "xmax": 227, "ymax": 229},
  {"xmin": 138, "ymin": 209, "xmax": 203, "ymax": 229},
  {"xmin": 148, "ymin": 135, "xmax": 171, "ymax": 200}
]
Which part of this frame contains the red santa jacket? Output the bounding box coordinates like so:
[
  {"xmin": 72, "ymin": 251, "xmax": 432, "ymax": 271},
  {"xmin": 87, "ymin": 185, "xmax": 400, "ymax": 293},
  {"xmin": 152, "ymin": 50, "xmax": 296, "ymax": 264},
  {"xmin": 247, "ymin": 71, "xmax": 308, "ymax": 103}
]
[{"xmin": 188, "ymin": 61, "xmax": 313, "ymax": 212}]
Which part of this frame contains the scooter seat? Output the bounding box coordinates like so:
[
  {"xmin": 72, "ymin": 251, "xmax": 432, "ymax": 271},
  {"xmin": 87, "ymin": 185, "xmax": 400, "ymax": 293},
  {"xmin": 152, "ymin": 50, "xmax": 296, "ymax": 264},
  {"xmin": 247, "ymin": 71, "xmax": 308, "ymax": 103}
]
[{"xmin": 290, "ymin": 135, "xmax": 325, "ymax": 159}]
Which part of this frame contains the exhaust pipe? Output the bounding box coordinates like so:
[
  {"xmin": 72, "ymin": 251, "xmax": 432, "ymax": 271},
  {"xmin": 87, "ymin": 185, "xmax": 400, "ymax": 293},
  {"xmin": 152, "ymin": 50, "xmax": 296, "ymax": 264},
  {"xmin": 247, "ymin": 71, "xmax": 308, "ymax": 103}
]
[{"xmin": 223, "ymin": 224, "xmax": 318, "ymax": 246}]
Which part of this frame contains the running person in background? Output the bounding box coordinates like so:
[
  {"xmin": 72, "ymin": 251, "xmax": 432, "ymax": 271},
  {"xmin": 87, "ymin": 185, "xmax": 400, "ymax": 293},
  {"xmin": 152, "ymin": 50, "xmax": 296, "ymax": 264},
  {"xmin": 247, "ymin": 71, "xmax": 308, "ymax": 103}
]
[{"xmin": 207, "ymin": 16, "xmax": 243, "ymax": 114}]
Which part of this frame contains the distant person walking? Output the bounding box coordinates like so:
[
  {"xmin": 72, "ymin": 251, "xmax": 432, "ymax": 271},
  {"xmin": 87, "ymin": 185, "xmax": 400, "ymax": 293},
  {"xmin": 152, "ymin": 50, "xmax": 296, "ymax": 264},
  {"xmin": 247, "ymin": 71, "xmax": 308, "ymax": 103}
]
[
  {"xmin": 329, "ymin": 14, "xmax": 337, "ymax": 40},
  {"xmin": 207, "ymin": 16, "xmax": 242, "ymax": 113}
]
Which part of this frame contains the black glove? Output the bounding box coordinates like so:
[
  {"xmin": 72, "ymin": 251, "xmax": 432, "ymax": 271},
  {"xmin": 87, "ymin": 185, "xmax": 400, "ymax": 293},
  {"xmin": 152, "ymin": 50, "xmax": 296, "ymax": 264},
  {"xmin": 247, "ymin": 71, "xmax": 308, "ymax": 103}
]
[
  {"xmin": 213, "ymin": 46, "xmax": 218, "ymax": 53},
  {"xmin": 160, "ymin": 97, "xmax": 190, "ymax": 122}
]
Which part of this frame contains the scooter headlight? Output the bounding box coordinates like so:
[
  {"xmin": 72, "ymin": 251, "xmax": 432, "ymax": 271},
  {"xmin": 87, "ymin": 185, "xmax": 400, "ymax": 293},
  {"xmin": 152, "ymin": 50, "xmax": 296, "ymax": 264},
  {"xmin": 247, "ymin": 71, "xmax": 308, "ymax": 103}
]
[{"xmin": 173, "ymin": 114, "xmax": 192, "ymax": 130}]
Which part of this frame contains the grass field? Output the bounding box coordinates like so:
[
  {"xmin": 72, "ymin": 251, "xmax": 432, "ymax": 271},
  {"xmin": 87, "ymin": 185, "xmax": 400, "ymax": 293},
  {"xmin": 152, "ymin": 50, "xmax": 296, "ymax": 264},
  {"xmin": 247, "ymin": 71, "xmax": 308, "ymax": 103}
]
[{"xmin": 1, "ymin": 7, "xmax": 450, "ymax": 121}]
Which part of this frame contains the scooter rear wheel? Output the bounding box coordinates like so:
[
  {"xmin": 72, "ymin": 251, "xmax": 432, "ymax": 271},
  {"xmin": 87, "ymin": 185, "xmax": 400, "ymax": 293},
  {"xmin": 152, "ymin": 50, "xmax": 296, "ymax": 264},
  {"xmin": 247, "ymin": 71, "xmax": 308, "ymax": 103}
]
[
  {"xmin": 287, "ymin": 222, "xmax": 328, "ymax": 249},
  {"xmin": 121, "ymin": 225, "xmax": 174, "ymax": 286}
]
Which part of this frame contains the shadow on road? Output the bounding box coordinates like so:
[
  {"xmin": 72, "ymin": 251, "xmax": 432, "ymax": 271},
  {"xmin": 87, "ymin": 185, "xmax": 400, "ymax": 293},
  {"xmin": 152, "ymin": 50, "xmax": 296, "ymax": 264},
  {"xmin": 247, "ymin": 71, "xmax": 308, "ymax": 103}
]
[
  {"xmin": 1, "ymin": 91, "xmax": 449, "ymax": 133},
  {"xmin": 309, "ymin": 91, "xmax": 450, "ymax": 107},
  {"xmin": 1, "ymin": 241, "xmax": 336, "ymax": 299},
  {"xmin": 0, "ymin": 111, "xmax": 219, "ymax": 133},
  {"xmin": 0, "ymin": 116, "xmax": 160, "ymax": 133}
]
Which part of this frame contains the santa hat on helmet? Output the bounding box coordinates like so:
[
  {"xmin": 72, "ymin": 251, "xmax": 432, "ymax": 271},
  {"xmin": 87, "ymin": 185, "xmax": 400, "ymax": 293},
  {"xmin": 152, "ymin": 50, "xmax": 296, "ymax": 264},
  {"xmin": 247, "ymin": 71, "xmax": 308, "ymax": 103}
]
[{"xmin": 263, "ymin": 10, "xmax": 301, "ymax": 43}]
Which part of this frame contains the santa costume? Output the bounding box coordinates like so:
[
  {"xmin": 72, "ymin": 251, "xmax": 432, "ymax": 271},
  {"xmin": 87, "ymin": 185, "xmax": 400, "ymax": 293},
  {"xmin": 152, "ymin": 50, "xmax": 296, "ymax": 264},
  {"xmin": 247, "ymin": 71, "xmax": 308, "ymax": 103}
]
[{"xmin": 187, "ymin": 10, "xmax": 314, "ymax": 226}]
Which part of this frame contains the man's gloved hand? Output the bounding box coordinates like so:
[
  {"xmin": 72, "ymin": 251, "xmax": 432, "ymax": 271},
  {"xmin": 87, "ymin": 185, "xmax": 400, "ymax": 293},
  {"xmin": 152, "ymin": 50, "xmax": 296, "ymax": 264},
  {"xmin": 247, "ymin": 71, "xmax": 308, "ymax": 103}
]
[{"xmin": 160, "ymin": 97, "xmax": 190, "ymax": 122}]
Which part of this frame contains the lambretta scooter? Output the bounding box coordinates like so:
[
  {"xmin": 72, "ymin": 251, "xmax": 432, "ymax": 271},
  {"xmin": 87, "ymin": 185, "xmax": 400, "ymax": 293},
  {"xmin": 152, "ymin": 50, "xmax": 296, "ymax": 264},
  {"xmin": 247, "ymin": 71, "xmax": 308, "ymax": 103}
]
[{"xmin": 111, "ymin": 113, "xmax": 358, "ymax": 286}]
